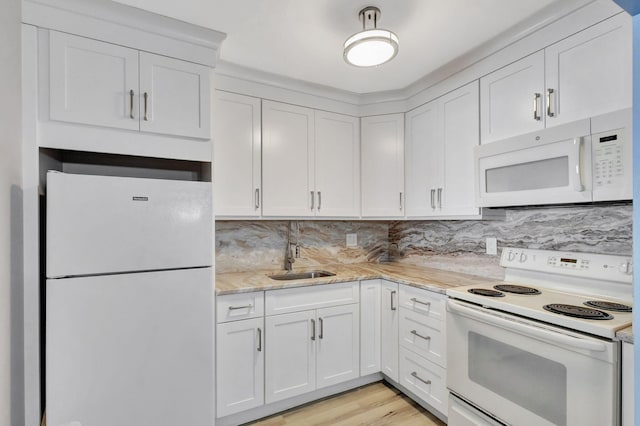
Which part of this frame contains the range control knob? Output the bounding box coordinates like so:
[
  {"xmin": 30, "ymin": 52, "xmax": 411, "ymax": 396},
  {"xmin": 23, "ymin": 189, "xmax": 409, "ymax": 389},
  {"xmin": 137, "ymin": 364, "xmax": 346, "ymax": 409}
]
[
  {"xmin": 507, "ymin": 251, "xmax": 516, "ymax": 262},
  {"xmin": 519, "ymin": 253, "xmax": 528, "ymax": 263},
  {"xmin": 618, "ymin": 262, "xmax": 633, "ymax": 275}
]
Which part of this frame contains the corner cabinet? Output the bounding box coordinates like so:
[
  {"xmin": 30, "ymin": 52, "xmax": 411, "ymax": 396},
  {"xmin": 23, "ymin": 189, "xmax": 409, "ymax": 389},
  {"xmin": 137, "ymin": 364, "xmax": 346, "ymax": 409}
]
[
  {"xmin": 405, "ymin": 81, "xmax": 480, "ymax": 218},
  {"xmin": 480, "ymin": 13, "xmax": 631, "ymax": 144},
  {"xmin": 261, "ymin": 100, "xmax": 360, "ymax": 218},
  {"xmin": 213, "ymin": 91, "xmax": 262, "ymax": 217},
  {"xmin": 361, "ymin": 114, "xmax": 405, "ymax": 218}
]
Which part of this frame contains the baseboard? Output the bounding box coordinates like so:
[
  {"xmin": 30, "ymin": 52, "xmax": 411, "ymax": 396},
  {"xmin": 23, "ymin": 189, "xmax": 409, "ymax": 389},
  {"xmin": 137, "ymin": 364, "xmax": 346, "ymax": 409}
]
[{"xmin": 216, "ymin": 373, "xmax": 383, "ymax": 426}]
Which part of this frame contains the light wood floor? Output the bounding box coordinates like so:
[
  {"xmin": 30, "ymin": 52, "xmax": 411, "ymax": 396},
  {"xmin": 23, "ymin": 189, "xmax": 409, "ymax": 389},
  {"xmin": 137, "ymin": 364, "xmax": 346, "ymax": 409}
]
[{"xmin": 247, "ymin": 382, "xmax": 446, "ymax": 426}]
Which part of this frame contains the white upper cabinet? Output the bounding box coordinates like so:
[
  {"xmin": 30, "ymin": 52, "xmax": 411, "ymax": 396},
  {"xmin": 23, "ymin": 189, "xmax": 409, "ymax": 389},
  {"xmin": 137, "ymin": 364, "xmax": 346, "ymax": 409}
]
[
  {"xmin": 405, "ymin": 100, "xmax": 441, "ymax": 217},
  {"xmin": 213, "ymin": 91, "xmax": 262, "ymax": 217},
  {"xmin": 314, "ymin": 111, "xmax": 360, "ymax": 217},
  {"xmin": 49, "ymin": 31, "xmax": 211, "ymax": 140},
  {"xmin": 262, "ymin": 100, "xmax": 359, "ymax": 218},
  {"xmin": 544, "ymin": 13, "xmax": 631, "ymax": 127},
  {"xmin": 480, "ymin": 50, "xmax": 545, "ymax": 144},
  {"xmin": 139, "ymin": 52, "xmax": 211, "ymax": 139},
  {"xmin": 481, "ymin": 13, "xmax": 631, "ymax": 144},
  {"xmin": 262, "ymin": 100, "xmax": 315, "ymax": 217},
  {"xmin": 49, "ymin": 31, "xmax": 140, "ymax": 132},
  {"xmin": 405, "ymin": 81, "xmax": 480, "ymax": 218},
  {"xmin": 441, "ymin": 81, "xmax": 480, "ymax": 216},
  {"xmin": 361, "ymin": 114, "xmax": 405, "ymax": 218}
]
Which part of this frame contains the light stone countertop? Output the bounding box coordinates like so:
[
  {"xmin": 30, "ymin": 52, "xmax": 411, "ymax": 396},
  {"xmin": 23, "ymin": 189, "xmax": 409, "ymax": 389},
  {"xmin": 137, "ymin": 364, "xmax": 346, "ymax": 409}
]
[
  {"xmin": 617, "ymin": 325, "xmax": 634, "ymax": 344},
  {"xmin": 215, "ymin": 262, "xmax": 500, "ymax": 296}
]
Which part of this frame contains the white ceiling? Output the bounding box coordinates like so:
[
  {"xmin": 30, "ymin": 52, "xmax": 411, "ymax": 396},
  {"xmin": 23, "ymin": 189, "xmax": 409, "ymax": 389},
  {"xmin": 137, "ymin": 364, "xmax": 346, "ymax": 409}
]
[{"xmin": 113, "ymin": 0, "xmax": 561, "ymax": 94}]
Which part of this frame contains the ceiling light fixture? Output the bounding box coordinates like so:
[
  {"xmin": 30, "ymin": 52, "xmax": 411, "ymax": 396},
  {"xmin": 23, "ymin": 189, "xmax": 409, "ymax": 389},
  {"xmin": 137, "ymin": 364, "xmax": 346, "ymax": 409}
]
[{"xmin": 343, "ymin": 6, "xmax": 399, "ymax": 67}]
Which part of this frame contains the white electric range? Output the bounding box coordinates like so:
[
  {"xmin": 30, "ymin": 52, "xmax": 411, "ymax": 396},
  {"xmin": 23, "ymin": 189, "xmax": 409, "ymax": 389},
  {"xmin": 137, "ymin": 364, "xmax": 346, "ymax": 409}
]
[{"xmin": 446, "ymin": 247, "xmax": 632, "ymax": 426}]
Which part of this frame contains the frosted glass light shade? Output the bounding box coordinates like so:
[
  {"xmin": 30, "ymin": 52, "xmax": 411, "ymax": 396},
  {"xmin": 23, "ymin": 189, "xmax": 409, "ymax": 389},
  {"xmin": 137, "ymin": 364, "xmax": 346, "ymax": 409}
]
[{"xmin": 344, "ymin": 29, "xmax": 399, "ymax": 67}]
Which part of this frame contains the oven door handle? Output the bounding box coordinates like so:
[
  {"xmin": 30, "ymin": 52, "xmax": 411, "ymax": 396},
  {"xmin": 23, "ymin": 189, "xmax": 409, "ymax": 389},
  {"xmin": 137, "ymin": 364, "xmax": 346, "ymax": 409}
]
[{"xmin": 447, "ymin": 299, "xmax": 608, "ymax": 352}]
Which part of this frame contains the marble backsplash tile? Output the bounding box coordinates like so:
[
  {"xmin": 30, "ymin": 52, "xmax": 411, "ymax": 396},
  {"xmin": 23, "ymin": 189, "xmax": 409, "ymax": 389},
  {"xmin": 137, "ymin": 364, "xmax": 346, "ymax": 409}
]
[
  {"xmin": 216, "ymin": 221, "xmax": 389, "ymax": 273},
  {"xmin": 389, "ymin": 203, "xmax": 632, "ymax": 279}
]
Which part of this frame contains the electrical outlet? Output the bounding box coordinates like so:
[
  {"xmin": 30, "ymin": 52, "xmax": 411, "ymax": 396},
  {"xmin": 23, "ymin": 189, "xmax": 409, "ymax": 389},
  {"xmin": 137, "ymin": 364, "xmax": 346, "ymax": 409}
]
[
  {"xmin": 346, "ymin": 233, "xmax": 358, "ymax": 247},
  {"xmin": 486, "ymin": 237, "xmax": 498, "ymax": 255}
]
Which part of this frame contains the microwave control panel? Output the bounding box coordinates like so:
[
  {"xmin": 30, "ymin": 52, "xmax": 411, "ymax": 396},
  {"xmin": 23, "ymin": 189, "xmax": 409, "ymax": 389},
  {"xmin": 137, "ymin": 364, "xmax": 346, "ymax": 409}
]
[{"xmin": 592, "ymin": 130, "xmax": 624, "ymax": 188}]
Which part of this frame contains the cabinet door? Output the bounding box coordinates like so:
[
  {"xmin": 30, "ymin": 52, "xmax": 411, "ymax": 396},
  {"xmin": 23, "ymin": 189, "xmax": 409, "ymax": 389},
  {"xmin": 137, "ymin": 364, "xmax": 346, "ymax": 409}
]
[
  {"xmin": 360, "ymin": 280, "xmax": 381, "ymax": 376},
  {"xmin": 139, "ymin": 52, "xmax": 211, "ymax": 139},
  {"xmin": 216, "ymin": 318, "xmax": 264, "ymax": 417},
  {"xmin": 545, "ymin": 13, "xmax": 631, "ymax": 127},
  {"xmin": 441, "ymin": 81, "xmax": 480, "ymax": 216},
  {"xmin": 361, "ymin": 114, "xmax": 405, "ymax": 217},
  {"xmin": 265, "ymin": 310, "xmax": 316, "ymax": 403},
  {"xmin": 314, "ymin": 111, "xmax": 360, "ymax": 217},
  {"xmin": 316, "ymin": 304, "xmax": 360, "ymax": 389},
  {"xmin": 480, "ymin": 50, "xmax": 545, "ymax": 144},
  {"xmin": 405, "ymin": 101, "xmax": 442, "ymax": 217},
  {"xmin": 213, "ymin": 91, "xmax": 261, "ymax": 217},
  {"xmin": 262, "ymin": 101, "xmax": 315, "ymax": 217},
  {"xmin": 380, "ymin": 280, "xmax": 399, "ymax": 382},
  {"xmin": 49, "ymin": 31, "xmax": 139, "ymax": 131}
]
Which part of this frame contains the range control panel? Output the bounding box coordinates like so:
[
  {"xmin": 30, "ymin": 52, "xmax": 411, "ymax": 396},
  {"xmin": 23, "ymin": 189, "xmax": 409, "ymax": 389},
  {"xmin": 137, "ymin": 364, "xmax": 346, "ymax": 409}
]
[{"xmin": 500, "ymin": 247, "xmax": 632, "ymax": 283}]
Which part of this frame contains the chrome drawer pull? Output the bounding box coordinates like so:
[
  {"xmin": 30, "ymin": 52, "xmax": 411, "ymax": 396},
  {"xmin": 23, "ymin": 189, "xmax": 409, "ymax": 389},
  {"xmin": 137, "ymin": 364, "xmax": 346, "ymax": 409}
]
[
  {"xmin": 410, "ymin": 330, "xmax": 431, "ymax": 341},
  {"xmin": 143, "ymin": 92, "xmax": 149, "ymax": 121},
  {"xmin": 390, "ymin": 290, "xmax": 397, "ymax": 311},
  {"xmin": 257, "ymin": 327, "xmax": 262, "ymax": 352},
  {"xmin": 129, "ymin": 89, "xmax": 135, "ymax": 119},
  {"xmin": 228, "ymin": 304, "xmax": 253, "ymax": 310},
  {"xmin": 533, "ymin": 93, "xmax": 541, "ymax": 121},
  {"xmin": 547, "ymin": 88, "xmax": 555, "ymax": 117},
  {"xmin": 311, "ymin": 319, "xmax": 316, "ymax": 341},
  {"xmin": 411, "ymin": 372, "xmax": 431, "ymax": 385},
  {"xmin": 410, "ymin": 297, "xmax": 431, "ymax": 307},
  {"xmin": 319, "ymin": 317, "xmax": 324, "ymax": 339}
]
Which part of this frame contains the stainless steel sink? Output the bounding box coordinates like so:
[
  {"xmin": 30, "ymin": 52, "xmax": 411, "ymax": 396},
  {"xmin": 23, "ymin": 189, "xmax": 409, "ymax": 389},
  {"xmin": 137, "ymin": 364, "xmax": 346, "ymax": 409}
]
[{"xmin": 268, "ymin": 270, "xmax": 336, "ymax": 281}]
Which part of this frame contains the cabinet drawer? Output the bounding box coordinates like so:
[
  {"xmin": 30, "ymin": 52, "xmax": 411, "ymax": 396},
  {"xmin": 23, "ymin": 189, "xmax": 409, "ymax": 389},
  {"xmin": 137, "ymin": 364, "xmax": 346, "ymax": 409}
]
[
  {"xmin": 399, "ymin": 347, "xmax": 447, "ymax": 417},
  {"xmin": 217, "ymin": 292, "xmax": 264, "ymax": 323},
  {"xmin": 399, "ymin": 309, "xmax": 446, "ymax": 368},
  {"xmin": 399, "ymin": 285, "xmax": 446, "ymax": 321},
  {"xmin": 265, "ymin": 281, "xmax": 359, "ymax": 316}
]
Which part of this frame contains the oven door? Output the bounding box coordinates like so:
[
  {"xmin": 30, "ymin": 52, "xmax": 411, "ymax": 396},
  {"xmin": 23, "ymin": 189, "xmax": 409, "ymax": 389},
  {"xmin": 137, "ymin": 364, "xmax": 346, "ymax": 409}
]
[
  {"xmin": 475, "ymin": 118, "xmax": 592, "ymax": 207},
  {"xmin": 447, "ymin": 299, "xmax": 618, "ymax": 426}
]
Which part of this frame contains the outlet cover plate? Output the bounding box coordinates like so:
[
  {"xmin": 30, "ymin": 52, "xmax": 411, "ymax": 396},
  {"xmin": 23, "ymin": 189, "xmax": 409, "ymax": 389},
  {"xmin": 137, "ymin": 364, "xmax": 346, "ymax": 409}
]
[
  {"xmin": 486, "ymin": 237, "xmax": 497, "ymax": 255},
  {"xmin": 346, "ymin": 233, "xmax": 358, "ymax": 247}
]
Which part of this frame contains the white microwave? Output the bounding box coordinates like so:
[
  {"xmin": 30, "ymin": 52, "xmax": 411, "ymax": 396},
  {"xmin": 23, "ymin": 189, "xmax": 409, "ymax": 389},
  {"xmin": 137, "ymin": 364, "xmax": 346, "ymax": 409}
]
[{"xmin": 475, "ymin": 109, "xmax": 632, "ymax": 207}]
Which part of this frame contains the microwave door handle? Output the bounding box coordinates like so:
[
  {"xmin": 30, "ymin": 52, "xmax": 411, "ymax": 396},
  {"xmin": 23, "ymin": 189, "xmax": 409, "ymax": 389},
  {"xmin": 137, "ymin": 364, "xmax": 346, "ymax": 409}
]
[
  {"xmin": 572, "ymin": 137, "xmax": 584, "ymax": 192},
  {"xmin": 447, "ymin": 299, "xmax": 607, "ymax": 352}
]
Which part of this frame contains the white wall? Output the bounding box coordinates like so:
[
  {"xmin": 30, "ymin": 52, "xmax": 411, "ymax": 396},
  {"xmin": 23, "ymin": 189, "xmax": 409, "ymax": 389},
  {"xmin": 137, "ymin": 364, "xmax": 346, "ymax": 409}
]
[{"xmin": 0, "ymin": 0, "xmax": 23, "ymax": 424}]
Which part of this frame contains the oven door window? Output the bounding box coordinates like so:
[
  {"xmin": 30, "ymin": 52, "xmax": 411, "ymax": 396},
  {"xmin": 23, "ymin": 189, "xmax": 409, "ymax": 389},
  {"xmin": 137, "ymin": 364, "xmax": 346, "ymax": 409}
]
[{"xmin": 469, "ymin": 332, "xmax": 567, "ymax": 426}]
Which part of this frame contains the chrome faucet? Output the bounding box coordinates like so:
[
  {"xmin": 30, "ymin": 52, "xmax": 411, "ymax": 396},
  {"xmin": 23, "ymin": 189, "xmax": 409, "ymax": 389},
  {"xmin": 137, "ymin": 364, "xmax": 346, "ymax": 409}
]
[{"xmin": 285, "ymin": 221, "xmax": 295, "ymax": 272}]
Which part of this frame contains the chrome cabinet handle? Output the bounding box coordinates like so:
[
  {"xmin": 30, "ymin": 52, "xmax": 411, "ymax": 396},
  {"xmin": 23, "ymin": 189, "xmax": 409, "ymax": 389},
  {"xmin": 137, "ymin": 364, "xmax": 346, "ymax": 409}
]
[
  {"xmin": 430, "ymin": 189, "xmax": 435, "ymax": 209},
  {"xmin": 411, "ymin": 330, "xmax": 431, "ymax": 341},
  {"xmin": 546, "ymin": 88, "xmax": 555, "ymax": 117},
  {"xmin": 143, "ymin": 92, "xmax": 149, "ymax": 121},
  {"xmin": 319, "ymin": 317, "xmax": 324, "ymax": 339},
  {"xmin": 228, "ymin": 304, "xmax": 253, "ymax": 310},
  {"xmin": 411, "ymin": 297, "xmax": 431, "ymax": 307},
  {"xmin": 533, "ymin": 93, "xmax": 541, "ymax": 121},
  {"xmin": 257, "ymin": 327, "xmax": 262, "ymax": 352},
  {"xmin": 129, "ymin": 89, "xmax": 135, "ymax": 119},
  {"xmin": 399, "ymin": 192, "xmax": 403, "ymax": 211},
  {"xmin": 310, "ymin": 191, "xmax": 315, "ymax": 211},
  {"xmin": 311, "ymin": 319, "xmax": 316, "ymax": 341},
  {"xmin": 411, "ymin": 372, "xmax": 432, "ymax": 386},
  {"xmin": 317, "ymin": 191, "xmax": 322, "ymax": 211},
  {"xmin": 255, "ymin": 188, "xmax": 260, "ymax": 210},
  {"xmin": 437, "ymin": 188, "xmax": 442, "ymax": 209},
  {"xmin": 390, "ymin": 290, "xmax": 397, "ymax": 311}
]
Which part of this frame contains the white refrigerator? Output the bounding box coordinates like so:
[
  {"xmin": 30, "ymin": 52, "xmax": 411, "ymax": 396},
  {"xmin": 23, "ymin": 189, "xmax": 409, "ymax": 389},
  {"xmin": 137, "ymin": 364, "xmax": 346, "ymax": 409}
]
[{"xmin": 45, "ymin": 171, "xmax": 214, "ymax": 426}]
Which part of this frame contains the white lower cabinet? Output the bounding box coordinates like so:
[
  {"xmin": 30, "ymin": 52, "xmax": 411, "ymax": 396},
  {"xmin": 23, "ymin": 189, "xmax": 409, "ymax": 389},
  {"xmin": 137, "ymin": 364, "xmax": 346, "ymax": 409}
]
[
  {"xmin": 399, "ymin": 347, "xmax": 447, "ymax": 416},
  {"xmin": 265, "ymin": 304, "xmax": 360, "ymax": 403},
  {"xmin": 216, "ymin": 317, "xmax": 264, "ymax": 417},
  {"xmin": 360, "ymin": 280, "xmax": 382, "ymax": 376},
  {"xmin": 265, "ymin": 310, "xmax": 317, "ymax": 403},
  {"xmin": 381, "ymin": 280, "xmax": 399, "ymax": 382}
]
